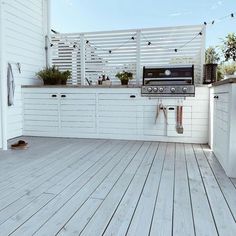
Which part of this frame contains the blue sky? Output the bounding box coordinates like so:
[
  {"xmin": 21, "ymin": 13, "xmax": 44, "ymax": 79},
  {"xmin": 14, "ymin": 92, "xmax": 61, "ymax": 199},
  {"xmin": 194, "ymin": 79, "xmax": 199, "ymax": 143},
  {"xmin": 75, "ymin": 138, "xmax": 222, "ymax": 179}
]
[{"xmin": 51, "ymin": 0, "xmax": 236, "ymax": 47}]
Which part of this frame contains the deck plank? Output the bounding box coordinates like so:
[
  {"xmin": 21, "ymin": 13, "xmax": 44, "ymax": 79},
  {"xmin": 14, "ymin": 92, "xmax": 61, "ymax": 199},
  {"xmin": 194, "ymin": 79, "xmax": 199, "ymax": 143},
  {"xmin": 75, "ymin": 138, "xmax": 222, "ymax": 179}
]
[
  {"xmin": 75, "ymin": 142, "xmax": 151, "ymax": 236},
  {"xmin": 184, "ymin": 144, "xmax": 218, "ymax": 236},
  {"xmin": 172, "ymin": 143, "xmax": 195, "ymax": 236},
  {"xmin": 193, "ymin": 144, "xmax": 236, "ymax": 236},
  {"xmin": 202, "ymin": 144, "xmax": 236, "ymax": 221},
  {"xmin": 9, "ymin": 141, "xmax": 137, "ymax": 235},
  {"xmin": 0, "ymin": 140, "xmax": 111, "ymax": 225},
  {"xmin": 149, "ymin": 143, "xmax": 175, "ymax": 236},
  {"xmin": 0, "ymin": 138, "xmax": 235, "ymax": 236},
  {"xmin": 34, "ymin": 141, "xmax": 145, "ymax": 236},
  {"xmin": 103, "ymin": 142, "xmax": 166, "ymax": 236}
]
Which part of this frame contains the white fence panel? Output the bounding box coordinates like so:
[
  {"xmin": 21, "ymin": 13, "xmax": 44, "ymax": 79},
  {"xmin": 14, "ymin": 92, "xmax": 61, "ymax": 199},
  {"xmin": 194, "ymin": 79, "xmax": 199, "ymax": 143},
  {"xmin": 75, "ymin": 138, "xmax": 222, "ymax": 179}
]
[{"xmin": 52, "ymin": 25, "xmax": 205, "ymax": 85}]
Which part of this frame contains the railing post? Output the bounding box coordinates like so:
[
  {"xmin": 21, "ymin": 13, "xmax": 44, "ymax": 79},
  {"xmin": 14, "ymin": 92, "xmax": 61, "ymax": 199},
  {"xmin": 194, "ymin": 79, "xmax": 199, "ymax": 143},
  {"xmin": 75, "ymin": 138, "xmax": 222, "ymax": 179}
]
[
  {"xmin": 200, "ymin": 25, "xmax": 206, "ymax": 84},
  {"xmin": 80, "ymin": 34, "xmax": 85, "ymax": 85},
  {"xmin": 71, "ymin": 49, "xmax": 78, "ymax": 85},
  {"xmin": 136, "ymin": 30, "xmax": 141, "ymax": 86}
]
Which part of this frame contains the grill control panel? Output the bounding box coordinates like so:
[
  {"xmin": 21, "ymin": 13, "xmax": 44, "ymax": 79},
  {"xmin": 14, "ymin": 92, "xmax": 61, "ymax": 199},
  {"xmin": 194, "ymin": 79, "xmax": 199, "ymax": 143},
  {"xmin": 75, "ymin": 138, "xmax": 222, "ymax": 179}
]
[{"xmin": 141, "ymin": 85, "xmax": 195, "ymax": 97}]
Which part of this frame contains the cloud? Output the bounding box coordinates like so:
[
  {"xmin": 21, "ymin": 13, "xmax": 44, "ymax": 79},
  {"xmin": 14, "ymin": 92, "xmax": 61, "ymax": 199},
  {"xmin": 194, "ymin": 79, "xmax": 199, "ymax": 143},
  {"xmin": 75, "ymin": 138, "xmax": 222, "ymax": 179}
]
[
  {"xmin": 211, "ymin": 0, "xmax": 223, "ymax": 10},
  {"xmin": 169, "ymin": 11, "xmax": 192, "ymax": 17},
  {"xmin": 62, "ymin": 0, "xmax": 73, "ymax": 7}
]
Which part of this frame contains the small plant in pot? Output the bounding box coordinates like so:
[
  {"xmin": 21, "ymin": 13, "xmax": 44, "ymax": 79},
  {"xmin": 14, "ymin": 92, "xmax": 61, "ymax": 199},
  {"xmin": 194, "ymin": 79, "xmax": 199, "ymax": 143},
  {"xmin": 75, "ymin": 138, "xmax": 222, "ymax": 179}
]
[
  {"xmin": 203, "ymin": 46, "xmax": 220, "ymax": 84},
  {"xmin": 220, "ymin": 33, "xmax": 236, "ymax": 79},
  {"xmin": 36, "ymin": 66, "xmax": 71, "ymax": 85},
  {"xmin": 115, "ymin": 71, "xmax": 133, "ymax": 85}
]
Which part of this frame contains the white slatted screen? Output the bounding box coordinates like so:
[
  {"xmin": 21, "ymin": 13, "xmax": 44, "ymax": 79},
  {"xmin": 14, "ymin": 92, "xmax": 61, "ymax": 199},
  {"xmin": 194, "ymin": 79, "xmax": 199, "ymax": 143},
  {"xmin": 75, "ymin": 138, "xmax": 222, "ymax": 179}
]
[{"xmin": 52, "ymin": 25, "xmax": 205, "ymax": 85}]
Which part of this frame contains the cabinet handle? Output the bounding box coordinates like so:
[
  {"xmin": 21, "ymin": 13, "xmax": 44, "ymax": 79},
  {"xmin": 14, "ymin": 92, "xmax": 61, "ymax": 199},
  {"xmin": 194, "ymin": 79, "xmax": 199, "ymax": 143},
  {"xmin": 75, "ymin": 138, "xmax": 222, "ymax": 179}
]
[
  {"xmin": 51, "ymin": 94, "xmax": 57, "ymax": 98},
  {"xmin": 130, "ymin": 95, "xmax": 136, "ymax": 98},
  {"xmin": 214, "ymin": 96, "xmax": 219, "ymax": 99},
  {"xmin": 61, "ymin": 95, "xmax": 66, "ymax": 98}
]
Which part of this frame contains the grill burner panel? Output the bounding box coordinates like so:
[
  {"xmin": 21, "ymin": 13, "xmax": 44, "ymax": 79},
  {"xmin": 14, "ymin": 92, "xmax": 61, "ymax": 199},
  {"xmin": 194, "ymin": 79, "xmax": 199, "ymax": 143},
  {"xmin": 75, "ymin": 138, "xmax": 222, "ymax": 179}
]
[
  {"xmin": 142, "ymin": 65, "xmax": 195, "ymax": 97},
  {"xmin": 141, "ymin": 85, "xmax": 195, "ymax": 97}
]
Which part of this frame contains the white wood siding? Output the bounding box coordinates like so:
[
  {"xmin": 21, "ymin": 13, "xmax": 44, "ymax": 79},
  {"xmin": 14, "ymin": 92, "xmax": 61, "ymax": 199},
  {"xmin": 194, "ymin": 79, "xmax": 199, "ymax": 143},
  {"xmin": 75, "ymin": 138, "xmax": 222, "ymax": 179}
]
[
  {"xmin": 22, "ymin": 86, "xmax": 209, "ymax": 144},
  {"xmin": 1, "ymin": 0, "xmax": 48, "ymax": 141}
]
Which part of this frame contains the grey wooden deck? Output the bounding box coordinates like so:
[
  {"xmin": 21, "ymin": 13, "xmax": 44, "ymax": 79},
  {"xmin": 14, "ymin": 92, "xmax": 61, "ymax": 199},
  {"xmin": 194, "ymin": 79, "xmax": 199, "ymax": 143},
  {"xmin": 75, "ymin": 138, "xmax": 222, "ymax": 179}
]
[{"xmin": 0, "ymin": 137, "xmax": 236, "ymax": 236}]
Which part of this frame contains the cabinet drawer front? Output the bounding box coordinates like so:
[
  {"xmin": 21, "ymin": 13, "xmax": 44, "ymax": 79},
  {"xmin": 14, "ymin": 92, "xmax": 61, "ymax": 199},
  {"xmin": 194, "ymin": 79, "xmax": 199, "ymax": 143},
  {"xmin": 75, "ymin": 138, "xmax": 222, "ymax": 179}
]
[
  {"xmin": 98, "ymin": 93, "xmax": 138, "ymax": 100},
  {"xmin": 213, "ymin": 84, "xmax": 230, "ymax": 93},
  {"xmin": 59, "ymin": 93, "xmax": 96, "ymax": 100},
  {"xmin": 23, "ymin": 93, "xmax": 59, "ymax": 99}
]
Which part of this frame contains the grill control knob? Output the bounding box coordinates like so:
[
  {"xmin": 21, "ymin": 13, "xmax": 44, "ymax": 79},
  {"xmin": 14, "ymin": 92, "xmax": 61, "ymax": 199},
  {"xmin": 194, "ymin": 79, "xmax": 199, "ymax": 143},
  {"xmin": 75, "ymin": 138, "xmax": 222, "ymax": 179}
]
[
  {"xmin": 153, "ymin": 87, "xmax": 158, "ymax": 92},
  {"xmin": 182, "ymin": 87, "xmax": 187, "ymax": 93},
  {"xmin": 170, "ymin": 87, "xmax": 176, "ymax": 93},
  {"xmin": 147, "ymin": 87, "xmax": 153, "ymax": 92},
  {"xmin": 159, "ymin": 87, "xmax": 164, "ymax": 92}
]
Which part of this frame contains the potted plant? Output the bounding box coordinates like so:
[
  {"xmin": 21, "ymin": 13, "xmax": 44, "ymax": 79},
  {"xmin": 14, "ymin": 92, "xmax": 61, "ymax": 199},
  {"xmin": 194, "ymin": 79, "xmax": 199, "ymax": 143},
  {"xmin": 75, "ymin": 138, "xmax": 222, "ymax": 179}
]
[
  {"xmin": 115, "ymin": 71, "xmax": 133, "ymax": 85},
  {"xmin": 218, "ymin": 62, "xmax": 236, "ymax": 79},
  {"xmin": 220, "ymin": 33, "xmax": 236, "ymax": 79},
  {"xmin": 203, "ymin": 46, "xmax": 220, "ymax": 84},
  {"xmin": 36, "ymin": 66, "xmax": 71, "ymax": 85}
]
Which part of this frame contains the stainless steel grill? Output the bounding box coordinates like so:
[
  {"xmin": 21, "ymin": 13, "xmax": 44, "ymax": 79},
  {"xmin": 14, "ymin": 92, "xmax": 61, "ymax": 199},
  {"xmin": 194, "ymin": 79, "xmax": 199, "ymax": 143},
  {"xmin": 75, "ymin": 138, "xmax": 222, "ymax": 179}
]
[{"xmin": 141, "ymin": 65, "xmax": 195, "ymax": 97}]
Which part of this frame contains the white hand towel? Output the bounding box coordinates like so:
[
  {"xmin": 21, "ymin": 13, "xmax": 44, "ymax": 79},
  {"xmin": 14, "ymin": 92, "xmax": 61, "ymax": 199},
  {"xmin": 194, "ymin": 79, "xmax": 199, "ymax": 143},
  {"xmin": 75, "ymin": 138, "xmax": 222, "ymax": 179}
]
[{"xmin": 7, "ymin": 63, "xmax": 15, "ymax": 106}]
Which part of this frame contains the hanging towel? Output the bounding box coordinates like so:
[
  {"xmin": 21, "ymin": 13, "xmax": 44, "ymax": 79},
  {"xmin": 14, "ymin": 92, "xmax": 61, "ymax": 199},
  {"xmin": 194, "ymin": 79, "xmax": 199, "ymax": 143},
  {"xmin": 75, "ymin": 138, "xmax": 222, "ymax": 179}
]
[{"xmin": 7, "ymin": 63, "xmax": 15, "ymax": 106}]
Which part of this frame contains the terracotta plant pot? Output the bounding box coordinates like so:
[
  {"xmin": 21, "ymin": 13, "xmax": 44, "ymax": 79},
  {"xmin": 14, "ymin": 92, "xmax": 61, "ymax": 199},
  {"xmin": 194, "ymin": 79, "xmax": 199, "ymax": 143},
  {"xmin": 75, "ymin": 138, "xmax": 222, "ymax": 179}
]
[{"xmin": 120, "ymin": 79, "xmax": 129, "ymax": 85}]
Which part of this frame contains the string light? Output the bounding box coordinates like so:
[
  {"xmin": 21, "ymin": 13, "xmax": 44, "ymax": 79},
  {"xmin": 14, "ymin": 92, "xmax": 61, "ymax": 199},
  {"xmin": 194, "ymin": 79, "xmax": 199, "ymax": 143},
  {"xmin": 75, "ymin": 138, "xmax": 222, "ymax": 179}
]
[{"xmin": 53, "ymin": 12, "xmax": 235, "ymax": 54}]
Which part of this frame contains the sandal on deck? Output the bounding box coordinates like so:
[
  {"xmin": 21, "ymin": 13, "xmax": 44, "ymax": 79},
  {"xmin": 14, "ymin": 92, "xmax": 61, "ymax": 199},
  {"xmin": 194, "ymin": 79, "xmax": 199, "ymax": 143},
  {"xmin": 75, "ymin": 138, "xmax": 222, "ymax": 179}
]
[{"xmin": 11, "ymin": 140, "xmax": 28, "ymax": 150}]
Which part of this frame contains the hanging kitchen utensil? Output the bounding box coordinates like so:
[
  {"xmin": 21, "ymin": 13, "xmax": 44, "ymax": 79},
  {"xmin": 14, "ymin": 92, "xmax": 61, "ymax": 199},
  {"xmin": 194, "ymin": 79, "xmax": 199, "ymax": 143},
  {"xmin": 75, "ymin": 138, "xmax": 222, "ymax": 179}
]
[
  {"xmin": 176, "ymin": 106, "xmax": 184, "ymax": 134},
  {"xmin": 155, "ymin": 103, "xmax": 168, "ymax": 124}
]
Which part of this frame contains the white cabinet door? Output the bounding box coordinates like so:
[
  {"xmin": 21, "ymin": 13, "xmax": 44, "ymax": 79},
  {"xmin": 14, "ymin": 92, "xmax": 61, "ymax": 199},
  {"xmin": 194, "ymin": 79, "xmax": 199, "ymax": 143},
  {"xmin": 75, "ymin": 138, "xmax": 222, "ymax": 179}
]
[
  {"xmin": 59, "ymin": 93, "xmax": 96, "ymax": 135},
  {"xmin": 212, "ymin": 92, "xmax": 229, "ymax": 169},
  {"xmin": 97, "ymin": 93, "xmax": 138, "ymax": 136},
  {"xmin": 23, "ymin": 92, "xmax": 59, "ymax": 135}
]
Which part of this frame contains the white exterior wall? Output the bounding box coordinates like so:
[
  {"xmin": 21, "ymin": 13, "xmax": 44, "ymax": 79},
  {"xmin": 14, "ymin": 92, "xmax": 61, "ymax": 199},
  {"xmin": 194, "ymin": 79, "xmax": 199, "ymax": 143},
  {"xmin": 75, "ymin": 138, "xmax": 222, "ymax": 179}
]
[{"xmin": 0, "ymin": 0, "xmax": 50, "ymax": 149}]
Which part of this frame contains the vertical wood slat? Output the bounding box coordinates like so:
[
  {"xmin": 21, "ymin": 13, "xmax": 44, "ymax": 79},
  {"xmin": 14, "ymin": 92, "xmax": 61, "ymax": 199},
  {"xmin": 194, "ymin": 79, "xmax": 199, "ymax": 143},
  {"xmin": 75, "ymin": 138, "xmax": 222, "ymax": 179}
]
[
  {"xmin": 136, "ymin": 30, "xmax": 141, "ymax": 86},
  {"xmin": 80, "ymin": 34, "xmax": 85, "ymax": 86}
]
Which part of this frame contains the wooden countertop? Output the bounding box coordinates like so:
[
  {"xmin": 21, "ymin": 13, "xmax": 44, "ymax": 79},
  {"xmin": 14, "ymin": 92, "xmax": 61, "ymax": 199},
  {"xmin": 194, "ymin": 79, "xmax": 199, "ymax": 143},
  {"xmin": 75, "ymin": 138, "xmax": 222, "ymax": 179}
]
[
  {"xmin": 21, "ymin": 85, "xmax": 141, "ymax": 88},
  {"xmin": 21, "ymin": 84, "xmax": 208, "ymax": 88},
  {"xmin": 212, "ymin": 77, "xmax": 236, "ymax": 86}
]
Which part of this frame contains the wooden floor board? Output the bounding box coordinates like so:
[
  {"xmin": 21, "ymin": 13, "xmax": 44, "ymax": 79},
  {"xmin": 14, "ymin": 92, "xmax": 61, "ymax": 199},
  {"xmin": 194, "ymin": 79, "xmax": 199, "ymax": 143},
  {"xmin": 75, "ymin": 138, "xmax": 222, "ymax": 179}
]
[
  {"xmin": 0, "ymin": 138, "xmax": 235, "ymax": 236},
  {"xmin": 193, "ymin": 144, "xmax": 236, "ymax": 236},
  {"xmin": 149, "ymin": 143, "xmax": 175, "ymax": 236},
  {"xmin": 202, "ymin": 144, "xmax": 236, "ymax": 221}
]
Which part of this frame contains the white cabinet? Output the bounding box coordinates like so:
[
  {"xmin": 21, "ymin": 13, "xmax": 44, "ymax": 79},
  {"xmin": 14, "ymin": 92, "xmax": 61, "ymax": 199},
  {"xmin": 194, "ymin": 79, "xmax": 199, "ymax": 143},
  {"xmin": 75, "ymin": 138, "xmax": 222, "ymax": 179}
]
[
  {"xmin": 23, "ymin": 92, "xmax": 59, "ymax": 135},
  {"xmin": 22, "ymin": 87, "xmax": 209, "ymax": 144},
  {"xmin": 23, "ymin": 90, "xmax": 96, "ymax": 137},
  {"xmin": 211, "ymin": 83, "xmax": 236, "ymax": 178},
  {"xmin": 60, "ymin": 93, "xmax": 96, "ymax": 135},
  {"xmin": 97, "ymin": 93, "xmax": 140, "ymax": 137}
]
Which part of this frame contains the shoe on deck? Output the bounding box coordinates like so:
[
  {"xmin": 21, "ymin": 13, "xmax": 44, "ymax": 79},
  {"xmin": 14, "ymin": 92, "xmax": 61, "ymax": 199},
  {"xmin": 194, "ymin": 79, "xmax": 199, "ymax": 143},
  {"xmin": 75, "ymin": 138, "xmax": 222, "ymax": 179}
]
[{"xmin": 11, "ymin": 140, "xmax": 28, "ymax": 150}]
